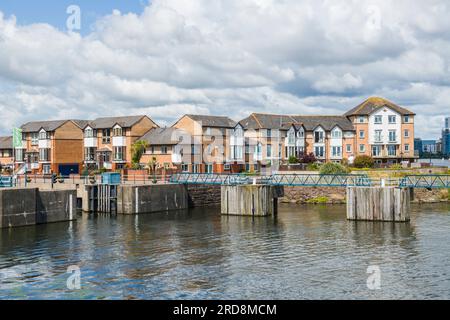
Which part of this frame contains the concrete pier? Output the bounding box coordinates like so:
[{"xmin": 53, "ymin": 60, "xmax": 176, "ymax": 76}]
[
  {"xmin": 117, "ymin": 184, "xmax": 188, "ymax": 215},
  {"xmin": 347, "ymin": 187, "xmax": 410, "ymax": 222},
  {"xmin": 221, "ymin": 185, "xmax": 284, "ymax": 216},
  {"xmin": 0, "ymin": 188, "xmax": 77, "ymax": 228}
]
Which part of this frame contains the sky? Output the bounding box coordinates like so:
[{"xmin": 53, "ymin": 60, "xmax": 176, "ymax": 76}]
[{"xmin": 0, "ymin": 0, "xmax": 449, "ymax": 139}]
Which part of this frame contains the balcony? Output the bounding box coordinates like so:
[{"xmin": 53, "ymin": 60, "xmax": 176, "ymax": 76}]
[
  {"xmin": 38, "ymin": 139, "xmax": 51, "ymax": 149},
  {"xmin": 172, "ymin": 153, "xmax": 182, "ymax": 164},
  {"xmin": 112, "ymin": 136, "xmax": 126, "ymax": 147},
  {"xmin": 84, "ymin": 137, "xmax": 97, "ymax": 148}
]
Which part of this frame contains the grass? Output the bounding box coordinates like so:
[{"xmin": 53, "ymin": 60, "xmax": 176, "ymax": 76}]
[{"xmin": 306, "ymin": 196, "xmax": 329, "ymax": 204}]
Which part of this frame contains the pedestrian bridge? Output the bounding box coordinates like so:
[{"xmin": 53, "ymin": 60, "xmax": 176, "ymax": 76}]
[{"xmin": 170, "ymin": 173, "xmax": 450, "ymax": 189}]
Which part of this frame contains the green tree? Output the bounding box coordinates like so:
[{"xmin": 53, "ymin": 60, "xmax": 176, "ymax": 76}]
[
  {"xmin": 147, "ymin": 156, "xmax": 159, "ymax": 183},
  {"xmin": 319, "ymin": 162, "xmax": 349, "ymax": 174},
  {"xmin": 131, "ymin": 140, "xmax": 148, "ymax": 168}
]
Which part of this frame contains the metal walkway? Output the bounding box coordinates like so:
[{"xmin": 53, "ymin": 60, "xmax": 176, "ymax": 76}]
[
  {"xmin": 170, "ymin": 173, "xmax": 450, "ymax": 189},
  {"xmin": 399, "ymin": 175, "xmax": 450, "ymax": 189},
  {"xmin": 170, "ymin": 173, "xmax": 372, "ymax": 187}
]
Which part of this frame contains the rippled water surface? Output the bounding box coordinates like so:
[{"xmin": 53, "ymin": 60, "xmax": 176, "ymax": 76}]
[{"xmin": 1, "ymin": 203, "xmax": 450, "ymax": 299}]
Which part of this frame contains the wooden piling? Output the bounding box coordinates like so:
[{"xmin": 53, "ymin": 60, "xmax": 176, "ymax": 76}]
[{"xmin": 346, "ymin": 187, "xmax": 410, "ymax": 222}]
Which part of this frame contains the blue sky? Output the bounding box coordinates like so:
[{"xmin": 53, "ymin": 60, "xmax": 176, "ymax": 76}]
[
  {"xmin": 0, "ymin": 0, "xmax": 148, "ymax": 34},
  {"xmin": 1, "ymin": 0, "xmax": 449, "ymax": 139}
]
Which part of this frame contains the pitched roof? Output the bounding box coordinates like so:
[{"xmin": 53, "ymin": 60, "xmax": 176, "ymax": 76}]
[
  {"xmin": 239, "ymin": 113, "xmax": 297, "ymax": 130},
  {"xmin": 240, "ymin": 113, "xmax": 354, "ymax": 131},
  {"xmin": 184, "ymin": 115, "xmax": 237, "ymax": 128},
  {"xmin": 344, "ymin": 97, "xmax": 415, "ymax": 116},
  {"xmin": 291, "ymin": 115, "xmax": 354, "ymax": 131},
  {"xmin": 139, "ymin": 127, "xmax": 180, "ymax": 145},
  {"xmin": 86, "ymin": 115, "xmax": 149, "ymax": 129},
  {"xmin": 0, "ymin": 136, "xmax": 12, "ymax": 149},
  {"xmin": 21, "ymin": 120, "xmax": 87, "ymax": 133}
]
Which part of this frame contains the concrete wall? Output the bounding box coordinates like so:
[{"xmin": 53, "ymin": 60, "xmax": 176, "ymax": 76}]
[
  {"xmin": 221, "ymin": 185, "xmax": 283, "ymax": 216},
  {"xmin": 117, "ymin": 184, "xmax": 188, "ymax": 215},
  {"xmin": 0, "ymin": 188, "xmax": 76, "ymax": 228}
]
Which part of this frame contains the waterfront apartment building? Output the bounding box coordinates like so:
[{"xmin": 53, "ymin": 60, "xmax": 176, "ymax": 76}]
[
  {"xmin": 15, "ymin": 120, "xmax": 88, "ymax": 175},
  {"xmin": 344, "ymin": 97, "xmax": 416, "ymax": 163},
  {"xmin": 83, "ymin": 116, "xmax": 158, "ymax": 170},
  {"xmin": 171, "ymin": 114, "xmax": 240, "ymax": 173},
  {"xmin": 0, "ymin": 136, "xmax": 13, "ymax": 170}
]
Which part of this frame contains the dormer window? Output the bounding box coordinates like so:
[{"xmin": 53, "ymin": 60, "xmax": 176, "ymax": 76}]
[
  {"xmin": 113, "ymin": 126, "xmax": 123, "ymax": 137},
  {"xmin": 234, "ymin": 125, "xmax": 243, "ymax": 137},
  {"xmin": 297, "ymin": 129, "xmax": 304, "ymax": 138},
  {"xmin": 84, "ymin": 127, "xmax": 94, "ymax": 138},
  {"xmin": 331, "ymin": 127, "xmax": 342, "ymax": 138},
  {"xmin": 358, "ymin": 116, "xmax": 365, "ymax": 123},
  {"xmin": 39, "ymin": 130, "xmax": 50, "ymax": 140}
]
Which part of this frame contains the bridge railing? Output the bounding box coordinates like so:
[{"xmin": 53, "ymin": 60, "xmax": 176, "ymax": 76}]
[
  {"xmin": 170, "ymin": 173, "xmax": 250, "ymax": 185},
  {"xmin": 269, "ymin": 174, "xmax": 372, "ymax": 187},
  {"xmin": 399, "ymin": 175, "xmax": 450, "ymax": 189}
]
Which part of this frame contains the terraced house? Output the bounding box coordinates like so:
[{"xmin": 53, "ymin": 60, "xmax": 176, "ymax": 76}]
[
  {"xmin": 172, "ymin": 114, "xmax": 240, "ymax": 173},
  {"xmin": 139, "ymin": 127, "xmax": 181, "ymax": 171},
  {"xmin": 0, "ymin": 136, "xmax": 13, "ymax": 170},
  {"xmin": 82, "ymin": 116, "xmax": 158, "ymax": 170},
  {"xmin": 15, "ymin": 120, "xmax": 88, "ymax": 175}
]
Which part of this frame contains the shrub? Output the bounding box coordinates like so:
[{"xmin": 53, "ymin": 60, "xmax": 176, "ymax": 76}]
[
  {"xmin": 306, "ymin": 163, "xmax": 321, "ymax": 171},
  {"xmin": 299, "ymin": 152, "xmax": 317, "ymax": 164},
  {"xmin": 288, "ymin": 156, "xmax": 299, "ymax": 164},
  {"xmin": 390, "ymin": 163, "xmax": 403, "ymax": 170},
  {"xmin": 306, "ymin": 196, "xmax": 329, "ymax": 204},
  {"xmin": 319, "ymin": 162, "xmax": 349, "ymax": 175},
  {"xmin": 353, "ymin": 155, "xmax": 374, "ymax": 168}
]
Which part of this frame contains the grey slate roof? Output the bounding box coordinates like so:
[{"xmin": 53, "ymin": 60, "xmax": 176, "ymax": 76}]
[
  {"xmin": 139, "ymin": 128, "xmax": 179, "ymax": 145},
  {"xmin": 86, "ymin": 115, "xmax": 148, "ymax": 129},
  {"xmin": 0, "ymin": 136, "xmax": 12, "ymax": 149},
  {"xmin": 21, "ymin": 120, "xmax": 88, "ymax": 133},
  {"xmin": 240, "ymin": 113, "xmax": 354, "ymax": 131},
  {"xmin": 184, "ymin": 115, "xmax": 237, "ymax": 128},
  {"xmin": 344, "ymin": 97, "xmax": 415, "ymax": 116}
]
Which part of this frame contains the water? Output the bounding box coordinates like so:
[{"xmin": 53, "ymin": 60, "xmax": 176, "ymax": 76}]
[{"xmin": 1, "ymin": 203, "xmax": 450, "ymax": 300}]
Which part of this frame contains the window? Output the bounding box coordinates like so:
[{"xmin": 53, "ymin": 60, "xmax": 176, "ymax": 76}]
[
  {"xmin": 267, "ymin": 144, "xmax": 272, "ymax": 157},
  {"xmin": 161, "ymin": 146, "xmax": 168, "ymax": 154},
  {"xmin": 359, "ymin": 130, "xmax": 365, "ymax": 139},
  {"xmin": 314, "ymin": 146, "xmax": 324, "ymax": 158},
  {"xmin": 331, "ymin": 129, "xmax": 342, "ymax": 138},
  {"xmin": 332, "ymin": 146, "xmax": 342, "ymax": 157},
  {"xmin": 231, "ymin": 145, "xmax": 243, "ymax": 160},
  {"xmin": 39, "ymin": 131, "xmax": 50, "ymax": 140},
  {"xmin": 114, "ymin": 146, "xmax": 125, "ymax": 161},
  {"xmin": 388, "ymin": 145, "xmax": 397, "ymax": 156},
  {"xmin": 374, "ymin": 115, "xmax": 382, "ymax": 124},
  {"xmin": 267, "ymin": 129, "xmax": 272, "ymax": 138},
  {"xmin": 346, "ymin": 144, "xmax": 352, "ymax": 153},
  {"xmin": 245, "ymin": 143, "xmax": 249, "ymax": 154},
  {"xmin": 404, "ymin": 129, "xmax": 409, "ymax": 138},
  {"xmin": 372, "ymin": 145, "xmax": 381, "ymax": 157},
  {"xmin": 234, "ymin": 126, "xmax": 243, "ymax": 137},
  {"xmin": 84, "ymin": 147, "xmax": 96, "ymax": 161},
  {"xmin": 43, "ymin": 164, "xmax": 51, "ymax": 174},
  {"xmin": 288, "ymin": 131, "xmax": 295, "ymax": 144},
  {"xmin": 15, "ymin": 149, "xmax": 24, "ymax": 162},
  {"xmin": 31, "ymin": 133, "xmax": 39, "ymax": 145},
  {"xmin": 279, "ymin": 143, "xmax": 282, "ymax": 158},
  {"xmin": 405, "ymin": 144, "xmax": 410, "ymax": 152},
  {"xmin": 39, "ymin": 148, "xmax": 50, "ymax": 161},
  {"xmin": 388, "ymin": 130, "xmax": 396, "ymax": 142},
  {"xmin": 191, "ymin": 144, "xmax": 196, "ymax": 155},
  {"xmin": 359, "ymin": 144, "xmax": 365, "ymax": 153},
  {"xmin": 358, "ymin": 116, "xmax": 365, "ymax": 123},
  {"xmin": 374, "ymin": 130, "xmax": 382, "ymax": 142},
  {"xmin": 314, "ymin": 131, "xmax": 324, "ymax": 143},
  {"xmin": 181, "ymin": 164, "xmax": 189, "ymax": 172},
  {"xmin": 102, "ymin": 129, "xmax": 111, "ymax": 144},
  {"xmin": 192, "ymin": 164, "xmax": 200, "ymax": 173},
  {"xmin": 224, "ymin": 164, "xmax": 231, "ymax": 171},
  {"xmin": 256, "ymin": 143, "xmax": 262, "ymax": 154},
  {"xmin": 205, "ymin": 164, "xmax": 213, "ymax": 173},
  {"xmin": 297, "ymin": 130, "xmax": 304, "ymax": 138},
  {"xmin": 84, "ymin": 128, "xmax": 94, "ymax": 138},
  {"xmin": 388, "ymin": 115, "xmax": 396, "ymax": 124},
  {"xmin": 113, "ymin": 127, "xmax": 123, "ymax": 137},
  {"xmin": 404, "ymin": 115, "xmax": 410, "ymax": 123}
]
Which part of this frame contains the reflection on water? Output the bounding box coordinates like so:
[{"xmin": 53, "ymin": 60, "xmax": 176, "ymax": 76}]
[{"xmin": 1, "ymin": 203, "xmax": 450, "ymax": 299}]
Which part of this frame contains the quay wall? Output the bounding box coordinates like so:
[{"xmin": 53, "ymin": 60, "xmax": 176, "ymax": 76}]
[
  {"xmin": 185, "ymin": 184, "xmax": 222, "ymax": 207},
  {"xmin": 280, "ymin": 186, "xmax": 449, "ymax": 204},
  {"xmin": 0, "ymin": 188, "xmax": 76, "ymax": 228}
]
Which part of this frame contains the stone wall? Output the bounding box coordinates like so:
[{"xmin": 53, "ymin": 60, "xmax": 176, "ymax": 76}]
[
  {"xmin": 185, "ymin": 184, "xmax": 221, "ymax": 207},
  {"xmin": 280, "ymin": 186, "xmax": 347, "ymax": 204},
  {"xmin": 412, "ymin": 188, "xmax": 449, "ymax": 203}
]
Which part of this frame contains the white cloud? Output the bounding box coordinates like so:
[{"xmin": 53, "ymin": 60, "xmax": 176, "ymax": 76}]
[{"xmin": 1, "ymin": 0, "xmax": 450, "ymax": 139}]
